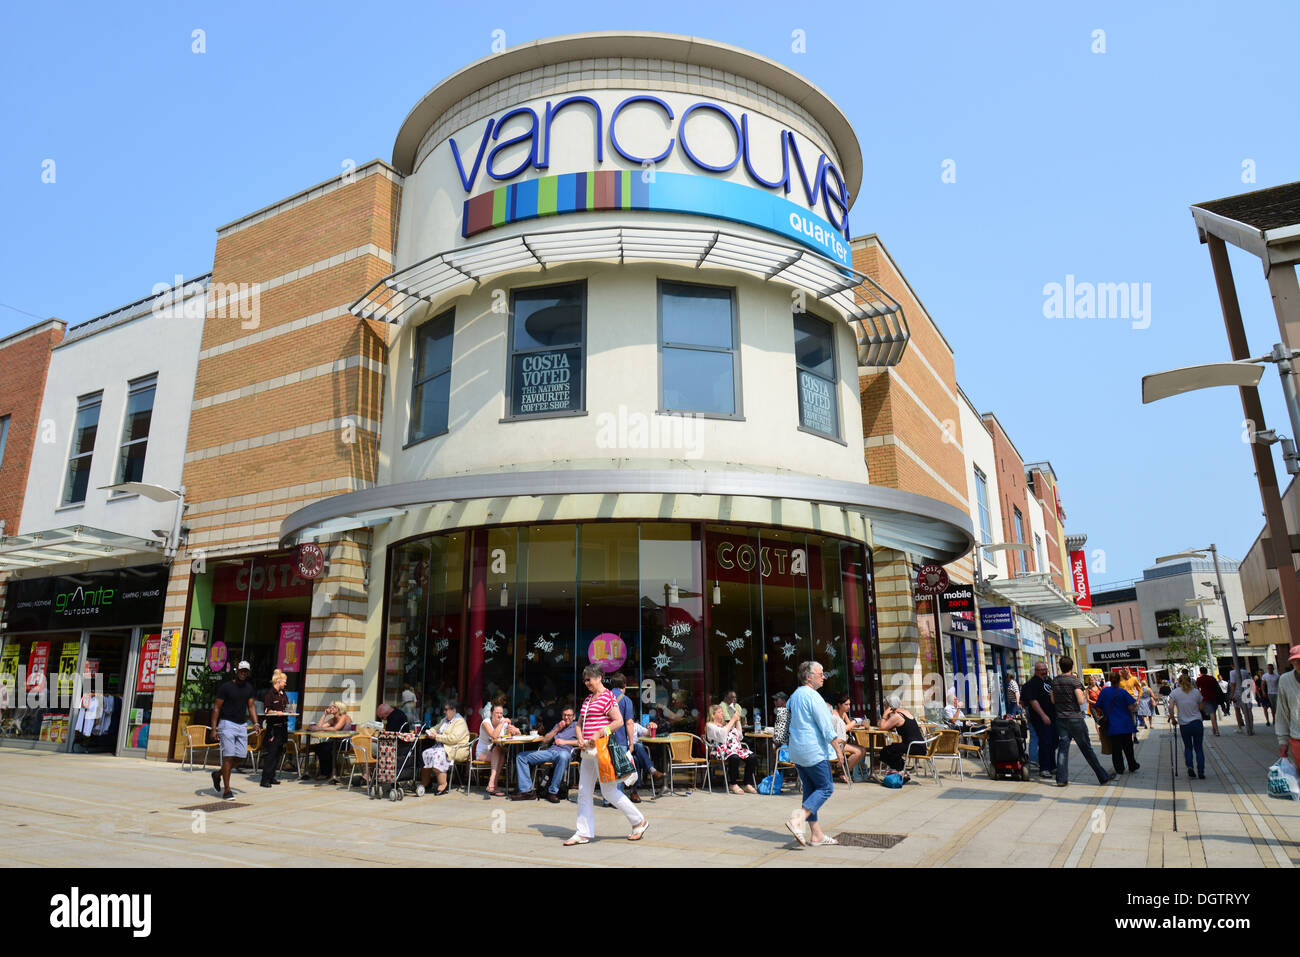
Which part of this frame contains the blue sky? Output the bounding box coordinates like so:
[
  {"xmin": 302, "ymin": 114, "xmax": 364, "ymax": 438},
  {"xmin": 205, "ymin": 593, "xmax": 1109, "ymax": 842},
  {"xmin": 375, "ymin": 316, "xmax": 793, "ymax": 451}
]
[{"xmin": 2, "ymin": 1, "xmax": 1297, "ymax": 587}]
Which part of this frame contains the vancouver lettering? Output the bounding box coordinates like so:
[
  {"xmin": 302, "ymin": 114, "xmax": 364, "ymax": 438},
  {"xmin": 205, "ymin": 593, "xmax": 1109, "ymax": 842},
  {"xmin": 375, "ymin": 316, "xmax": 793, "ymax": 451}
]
[{"xmin": 449, "ymin": 94, "xmax": 851, "ymax": 236}]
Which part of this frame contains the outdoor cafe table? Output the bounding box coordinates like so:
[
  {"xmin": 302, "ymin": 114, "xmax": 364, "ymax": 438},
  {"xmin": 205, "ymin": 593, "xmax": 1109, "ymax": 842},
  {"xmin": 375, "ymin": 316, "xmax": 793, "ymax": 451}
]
[
  {"xmin": 851, "ymin": 727, "xmax": 898, "ymax": 780},
  {"xmin": 494, "ymin": 734, "xmax": 542, "ymax": 792},
  {"xmin": 290, "ymin": 729, "xmax": 353, "ymax": 781}
]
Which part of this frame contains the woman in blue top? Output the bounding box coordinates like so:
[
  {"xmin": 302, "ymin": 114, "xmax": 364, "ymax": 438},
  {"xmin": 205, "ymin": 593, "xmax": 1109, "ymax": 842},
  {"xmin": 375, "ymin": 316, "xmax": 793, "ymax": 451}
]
[
  {"xmin": 783, "ymin": 661, "xmax": 838, "ymax": 848},
  {"xmin": 1096, "ymin": 673, "xmax": 1140, "ymax": 775}
]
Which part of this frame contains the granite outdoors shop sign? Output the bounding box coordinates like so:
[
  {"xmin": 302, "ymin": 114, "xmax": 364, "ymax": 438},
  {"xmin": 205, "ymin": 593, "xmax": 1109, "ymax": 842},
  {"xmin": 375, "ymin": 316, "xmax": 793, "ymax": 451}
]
[{"xmin": 1, "ymin": 565, "xmax": 168, "ymax": 632}]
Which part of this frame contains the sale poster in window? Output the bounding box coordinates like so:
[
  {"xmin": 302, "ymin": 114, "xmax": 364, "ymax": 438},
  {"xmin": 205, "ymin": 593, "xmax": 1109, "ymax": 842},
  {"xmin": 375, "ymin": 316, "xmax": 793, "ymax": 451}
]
[
  {"xmin": 277, "ymin": 623, "xmax": 304, "ymax": 673},
  {"xmin": 26, "ymin": 641, "xmax": 50, "ymax": 694},
  {"xmin": 137, "ymin": 635, "xmax": 161, "ymax": 694}
]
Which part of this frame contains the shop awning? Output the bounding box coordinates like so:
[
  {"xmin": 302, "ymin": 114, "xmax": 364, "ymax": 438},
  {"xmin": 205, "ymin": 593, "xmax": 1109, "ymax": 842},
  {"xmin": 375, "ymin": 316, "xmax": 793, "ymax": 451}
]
[
  {"xmin": 287, "ymin": 507, "xmax": 408, "ymax": 543},
  {"xmin": 350, "ymin": 223, "xmax": 910, "ymax": 367},
  {"xmin": 0, "ymin": 526, "xmax": 164, "ymax": 573},
  {"xmin": 983, "ymin": 574, "xmax": 1100, "ymax": 631},
  {"xmin": 279, "ymin": 468, "xmax": 975, "ymax": 564}
]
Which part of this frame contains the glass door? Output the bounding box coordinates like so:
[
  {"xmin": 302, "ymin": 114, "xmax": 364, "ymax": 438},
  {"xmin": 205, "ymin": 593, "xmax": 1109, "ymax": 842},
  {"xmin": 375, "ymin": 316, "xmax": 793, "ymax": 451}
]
[
  {"xmin": 120, "ymin": 627, "xmax": 159, "ymax": 755},
  {"xmin": 72, "ymin": 630, "xmax": 132, "ymax": 754}
]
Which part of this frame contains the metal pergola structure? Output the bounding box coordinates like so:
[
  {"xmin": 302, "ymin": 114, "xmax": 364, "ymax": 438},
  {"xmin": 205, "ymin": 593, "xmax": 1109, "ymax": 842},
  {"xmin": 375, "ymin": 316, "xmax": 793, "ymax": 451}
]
[
  {"xmin": 1190, "ymin": 181, "xmax": 1300, "ymax": 648},
  {"xmin": 350, "ymin": 222, "xmax": 911, "ymax": 367}
]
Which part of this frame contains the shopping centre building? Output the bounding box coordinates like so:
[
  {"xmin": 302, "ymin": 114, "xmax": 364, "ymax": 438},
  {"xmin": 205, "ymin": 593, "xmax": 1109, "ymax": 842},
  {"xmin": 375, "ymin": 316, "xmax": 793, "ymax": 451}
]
[{"xmin": 0, "ymin": 33, "xmax": 1099, "ymax": 758}]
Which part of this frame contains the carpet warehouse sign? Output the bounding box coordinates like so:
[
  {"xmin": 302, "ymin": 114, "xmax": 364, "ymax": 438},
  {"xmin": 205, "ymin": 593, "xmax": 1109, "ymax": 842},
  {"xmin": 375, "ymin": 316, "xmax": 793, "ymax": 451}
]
[{"xmin": 451, "ymin": 94, "xmax": 853, "ymax": 268}]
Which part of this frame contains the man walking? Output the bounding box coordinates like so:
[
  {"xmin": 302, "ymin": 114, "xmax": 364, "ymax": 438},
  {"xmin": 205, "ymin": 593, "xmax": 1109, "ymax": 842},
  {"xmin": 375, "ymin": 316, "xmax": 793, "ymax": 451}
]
[
  {"xmin": 783, "ymin": 661, "xmax": 838, "ymax": 847},
  {"xmin": 1022, "ymin": 662, "xmax": 1057, "ymax": 779},
  {"xmin": 1263, "ymin": 663, "xmax": 1281, "ymax": 726},
  {"xmin": 1195, "ymin": 667, "xmax": 1221, "ymax": 736},
  {"xmin": 1228, "ymin": 662, "xmax": 1255, "ymax": 734},
  {"xmin": 1052, "ymin": 656, "xmax": 1115, "ymax": 788},
  {"xmin": 210, "ymin": 661, "xmax": 260, "ymax": 800},
  {"xmin": 1274, "ymin": 647, "xmax": 1300, "ymax": 772},
  {"xmin": 511, "ymin": 707, "xmax": 579, "ymax": 802}
]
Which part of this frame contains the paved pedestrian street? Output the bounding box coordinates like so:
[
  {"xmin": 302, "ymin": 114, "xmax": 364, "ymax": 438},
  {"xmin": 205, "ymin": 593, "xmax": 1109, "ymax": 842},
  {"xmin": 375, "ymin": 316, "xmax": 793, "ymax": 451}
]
[{"xmin": 2, "ymin": 722, "xmax": 1296, "ymax": 868}]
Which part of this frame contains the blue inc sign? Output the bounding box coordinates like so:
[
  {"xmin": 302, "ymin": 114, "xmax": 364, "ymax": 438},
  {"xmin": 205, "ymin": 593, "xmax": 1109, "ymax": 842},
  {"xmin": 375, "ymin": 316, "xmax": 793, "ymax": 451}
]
[{"xmin": 448, "ymin": 95, "xmax": 852, "ymax": 239}]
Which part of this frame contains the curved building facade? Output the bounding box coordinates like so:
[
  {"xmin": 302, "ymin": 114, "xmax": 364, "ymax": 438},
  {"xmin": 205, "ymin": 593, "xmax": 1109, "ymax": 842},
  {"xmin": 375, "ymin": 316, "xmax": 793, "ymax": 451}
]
[{"xmin": 280, "ymin": 33, "xmax": 973, "ymax": 733}]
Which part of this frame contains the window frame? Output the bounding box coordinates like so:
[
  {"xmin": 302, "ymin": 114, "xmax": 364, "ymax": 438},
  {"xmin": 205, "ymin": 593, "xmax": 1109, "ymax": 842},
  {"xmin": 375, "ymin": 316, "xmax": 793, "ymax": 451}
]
[
  {"xmin": 113, "ymin": 373, "xmax": 158, "ymax": 488},
  {"xmin": 1012, "ymin": 506, "xmax": 1026, "ymax": 575},
  {"xmin": 0, "ymin": 414, "xmax": 9, "ymax": 472},
  {"xmin": 973, "ymin": 466, "xmax": 993, "ymax": 566},
  {"xmin": 62, "ymin": 391, "xmax": 103, "ymax": 507},
  {"xmin": 406, "ymin": 307, "xmax": 456, "ymax": 447},
  {"xmin": 792, "ymin": 310, "xmax": 843, "ymax": 443},
  {"xmin": 502, "ymin": 279, "xmax": 588, "ymax": 422},
  {"xmin": 656, "ymin": 278, "xmax": 744, "ymax": 420}
]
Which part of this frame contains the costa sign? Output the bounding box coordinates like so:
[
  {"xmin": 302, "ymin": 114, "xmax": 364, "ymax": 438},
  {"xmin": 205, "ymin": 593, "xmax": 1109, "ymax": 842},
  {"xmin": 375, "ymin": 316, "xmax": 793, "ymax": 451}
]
[
  {"xmin": 1069, "ymin": 549, "xmax": 1092, "ymax": 609},
  {"xmin": 915, "ymin": 564, "xmax": 949, "ymax": 595},
  {"xmin": 449, "ymin": 95, "xmax": 851, "ymax": 235}
]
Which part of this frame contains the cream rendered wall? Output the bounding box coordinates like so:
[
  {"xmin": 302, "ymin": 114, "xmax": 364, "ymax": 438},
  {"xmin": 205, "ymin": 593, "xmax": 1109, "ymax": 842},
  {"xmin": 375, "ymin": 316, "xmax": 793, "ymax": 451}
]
[
  {"xmin": 19, "ymin": 291, "xmax": 205, "ymax": 544},
  {"xmin": 381, "ymin": 263, "xmax": 868, "ymax": 487},
  {"xmin": 959, "ymin": 390, "xmax": 1005, "ymax": 581}
]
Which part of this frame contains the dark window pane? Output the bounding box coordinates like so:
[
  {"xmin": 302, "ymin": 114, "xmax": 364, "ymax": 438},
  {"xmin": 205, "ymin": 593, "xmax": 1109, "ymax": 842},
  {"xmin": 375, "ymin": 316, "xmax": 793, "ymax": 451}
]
[
  {"xmin": 412, "ymin": 371, "xmax": 451, "ymax": 440},
  {"xmin": 512, "ymin": 284, "xmax": 583, "ymax": 351},
  {"xmin": 797, "ymin": 370, "xmax": 838, "ymax": 436},
  {"xmin": 794, "ymin": 314, "xmax": 834, "ymax": 378},
  {"xmin": 663, "ymin": 348, "xmax": 734, "ymax": 414},
  {"xmin": 511, "ymin": 347, "xmax": 582, "ymax": 416},
  {"xmin": 661, "ymin": 283, "xmax": 733, "ymax": 348},
  {"xmin": 417, "ymin": 315, "xmax": 454, "ymax": 379},
  {"xmin": 64, "ymin": 456, "xmax": 92, "ymax": 505},
  {"xmin": 118, "ymin": 442, "xmax": 147, "ymax": 484},
  {"xmin": 72, "ymin": 403, "xmax": 100, "ymax": 456}
]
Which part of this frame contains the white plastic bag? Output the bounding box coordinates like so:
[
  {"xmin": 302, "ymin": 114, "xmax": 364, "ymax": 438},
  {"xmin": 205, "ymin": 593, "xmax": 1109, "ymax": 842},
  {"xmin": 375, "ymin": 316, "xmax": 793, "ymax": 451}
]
[{"xmin": 1267, "ymin": 756, "xmax": 1300, "ymax": 801}]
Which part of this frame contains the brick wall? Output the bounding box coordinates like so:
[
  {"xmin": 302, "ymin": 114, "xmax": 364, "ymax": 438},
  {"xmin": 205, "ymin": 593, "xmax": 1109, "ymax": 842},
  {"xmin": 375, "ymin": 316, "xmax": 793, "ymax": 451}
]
[
  {"xmin": 0, "ymin": 321, "xmax": 65, "ymax": 533},
  {"xmin": 983, "ymin": 414, "xmax": 1031, "ymax": 575},
  {"xmin": 145, "ymin": 163, "xmax": 402, "ymax": 760}
]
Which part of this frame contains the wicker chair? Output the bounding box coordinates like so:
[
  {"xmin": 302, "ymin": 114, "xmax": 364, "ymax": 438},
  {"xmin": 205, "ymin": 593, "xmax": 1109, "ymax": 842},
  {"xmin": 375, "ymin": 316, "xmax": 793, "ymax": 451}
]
[
  {"xmin": 905, "ymin": 733, "xmax": 943, "ymax": 783},
  {"xmin": 667, "ymin": 733, "xmax": 712, "ymax": 793}
]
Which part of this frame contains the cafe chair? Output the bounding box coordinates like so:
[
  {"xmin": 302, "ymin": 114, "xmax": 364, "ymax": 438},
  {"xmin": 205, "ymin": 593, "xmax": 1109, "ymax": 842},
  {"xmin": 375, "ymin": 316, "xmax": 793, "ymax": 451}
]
[
  {"xmin": 930, "ymin": 728, "xmax": 964, "ymax": 782},
  {"xmin": 957, "ymin": 727, "xmax": 989, "ymax": 776},
  {"xmin": 905, "ymin": 733, "xmax": 943, "ymax": 784},
  {"xmin": 243, "ymin": 729, "xmax": 264, "ymax": 773},
  {"xmin": 182, "ymin": 724, "xmax": 220, "ymax": 772},
  {"xmin": 281, "ymin": 735, "xmax": 311, "ymax": 777},
  {"xmin": 668, "ymin": 733, "xmax": 712, "ymax": 793},
  {"xmin": 347, "ymin": 734, "xmax": 375, "ymax": 790},
  {"xmin": 773, "ymin": 745, "xmax": 797, "ymax": 791},
  {"xmin": 707, "ymin": 742, "xmax": 732, "ymax": 793}
]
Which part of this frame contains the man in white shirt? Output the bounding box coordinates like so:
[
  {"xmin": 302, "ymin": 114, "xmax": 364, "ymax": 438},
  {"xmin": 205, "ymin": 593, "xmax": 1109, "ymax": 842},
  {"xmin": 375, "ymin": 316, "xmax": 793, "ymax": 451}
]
[{"xmin": 1262, "ymin": 664, "xmax": 1281, "ymax": 726}]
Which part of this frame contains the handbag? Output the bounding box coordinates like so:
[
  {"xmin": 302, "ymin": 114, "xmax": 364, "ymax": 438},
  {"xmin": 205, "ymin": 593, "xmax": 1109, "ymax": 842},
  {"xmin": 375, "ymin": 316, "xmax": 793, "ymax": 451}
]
[
  {"xmin": 608, "ymin": 736, "xmax": 636, "ymax": 780},
  {"xmin": 773, "ymin": 707, "xmax": 790, "ymax": 747},
  {"xmin": 595, "ymin": 736, "xmax": 617, "ymax": 783}
]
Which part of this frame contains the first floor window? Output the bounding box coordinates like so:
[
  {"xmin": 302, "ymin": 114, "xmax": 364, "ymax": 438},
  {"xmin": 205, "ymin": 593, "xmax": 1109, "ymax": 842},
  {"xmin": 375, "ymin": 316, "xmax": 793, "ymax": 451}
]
[
  {"xmin": 793, "ymin": 312, "xmax": 839, "ymax": 438},
  {"xmin": 115, "ymin": 374, "xmax": 157, "ymax": 484},
  {"xmin": 507, "ymin": 281, "xmax": 585, "ymax": 418},
  {"xmin": 659, "ymin": 280, "xmax": 740, "ymax": 416},
  {"xmin": 63, "ymin": 392, "xmax": 102, "ymax": 505},
  {"xmin": 0, "ymin": 414, "xmax": 9, "ymax": 471},
  {"xmin": 410, "ymin": 309, "xmax": 454, "ymax": 442}
]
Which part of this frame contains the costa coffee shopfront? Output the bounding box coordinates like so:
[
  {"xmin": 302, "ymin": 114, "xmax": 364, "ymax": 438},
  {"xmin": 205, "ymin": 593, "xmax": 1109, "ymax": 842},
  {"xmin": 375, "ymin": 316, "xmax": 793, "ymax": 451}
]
[{"xmin": 0, "ymin": 564, "xmax": 167, "ymax": 755}]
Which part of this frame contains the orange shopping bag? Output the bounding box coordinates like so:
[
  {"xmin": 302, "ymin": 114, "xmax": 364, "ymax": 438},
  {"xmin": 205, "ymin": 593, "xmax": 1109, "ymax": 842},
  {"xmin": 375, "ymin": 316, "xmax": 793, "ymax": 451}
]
[{"xmin": 595, "ymin": 735, "xmax": 617, "ymax": 783}]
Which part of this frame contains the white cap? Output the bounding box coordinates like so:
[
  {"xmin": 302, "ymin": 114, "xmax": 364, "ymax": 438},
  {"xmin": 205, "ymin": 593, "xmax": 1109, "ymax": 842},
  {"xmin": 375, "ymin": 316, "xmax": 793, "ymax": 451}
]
[
  {"xmin": 401, "ymin": 690, "xmax": 416, "ymax": 703},
  {"xmin": 237, "ymin": 660, "xmax": 252, "ymax": 671}
]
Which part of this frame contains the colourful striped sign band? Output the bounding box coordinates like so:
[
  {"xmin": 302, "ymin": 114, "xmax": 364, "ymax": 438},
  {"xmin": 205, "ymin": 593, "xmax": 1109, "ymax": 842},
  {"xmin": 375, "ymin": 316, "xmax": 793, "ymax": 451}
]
[{"xmin": 461, "ymin": 170, "xmax": 852, "ymax": 269}]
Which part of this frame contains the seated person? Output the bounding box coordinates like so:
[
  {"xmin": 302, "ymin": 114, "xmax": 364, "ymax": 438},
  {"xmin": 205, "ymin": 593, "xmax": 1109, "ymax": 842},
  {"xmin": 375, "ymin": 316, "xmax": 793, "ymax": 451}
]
[
  {"xmin": 477, "ymin": 704, "xmax": 519, "ymax": 797},
  {"xmin": 830, "ymin": 693, "xmax": 866, "ymax": 783},
  {"xmin": 420, "ymin": 702, "xmax": 470, "ymax": 795},
  {"xmin": 706, "ymin": 704, "xmax": 758, "ymax": 794},
  {"xmin": 377, "ymin": 703, "xmax": 408, "ymax": 733},
  {"xmin": 943, "ymin": 693, "xmax": 967, "ymax": 728},
  {"xmin": 877, "ymin": 694, "xmax": 924, "ymax": 782},
  {"xmin": 308, "ymin": 701, "xmax": 351, "ymax": 779},
  {"xmin": 719, "ymin": 689, "xmax": 746, "ymax": 724},
  {"xmin": 511, "ymin": 707, "xmax": 579, "ymax": 801}
]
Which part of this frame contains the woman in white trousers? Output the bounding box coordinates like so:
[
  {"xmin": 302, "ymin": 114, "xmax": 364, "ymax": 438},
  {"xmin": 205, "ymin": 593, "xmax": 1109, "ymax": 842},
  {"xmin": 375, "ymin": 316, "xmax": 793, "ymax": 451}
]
[{"xmin": 565, "ymin": 664, "xmax": 649, "ymax": 846}]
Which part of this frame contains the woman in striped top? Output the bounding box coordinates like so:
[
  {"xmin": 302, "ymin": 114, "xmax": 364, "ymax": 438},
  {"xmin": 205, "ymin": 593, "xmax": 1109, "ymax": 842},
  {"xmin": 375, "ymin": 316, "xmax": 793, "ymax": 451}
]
[{"xmin": 564, "ymin": 664, "xmax": 649, "ymax": 846}]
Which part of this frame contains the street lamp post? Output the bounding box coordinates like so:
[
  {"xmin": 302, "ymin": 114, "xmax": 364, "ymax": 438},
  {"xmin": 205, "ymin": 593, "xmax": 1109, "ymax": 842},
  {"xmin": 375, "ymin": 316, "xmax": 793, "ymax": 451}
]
[{"xmin": 1159, "ymin": 547, "xmax": 1243, "ymax": 684}]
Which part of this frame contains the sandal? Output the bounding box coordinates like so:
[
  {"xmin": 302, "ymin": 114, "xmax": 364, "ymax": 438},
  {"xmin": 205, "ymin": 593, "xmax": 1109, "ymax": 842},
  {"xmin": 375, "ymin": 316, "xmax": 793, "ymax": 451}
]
[
  {"xmin": 784, "ymin": 818, "xmax": 808, "ymax": 847},
  {"xmin": 489, "ymin": 788, "xmax": 506, "ymax": 797},
  {"xmin": 563, "ymin": 835, "xmax": 590, "ymax": 846},
  {"xmin": 434, "ymin": 786, "xmax": 449, "ymax": 796},
  {"xmin": 809, "ymin": 836, "xmax": 839, "ymax": 846},
  {"xmin": 628, "ymin": 819, "xmax": 650, "ymax": 841}
]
